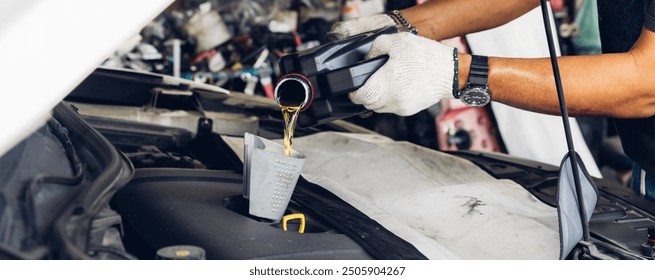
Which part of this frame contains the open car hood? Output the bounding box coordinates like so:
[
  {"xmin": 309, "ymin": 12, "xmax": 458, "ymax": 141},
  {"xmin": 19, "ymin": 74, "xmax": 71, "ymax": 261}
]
[{"xmin": 0, "ymin": 0, "xmax": 174, "ymax": 158}]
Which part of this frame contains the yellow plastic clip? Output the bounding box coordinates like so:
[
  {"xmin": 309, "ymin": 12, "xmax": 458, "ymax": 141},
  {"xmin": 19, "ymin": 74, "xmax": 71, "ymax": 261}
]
[{"xmin": 282, "ymin": 213, "xmax": 306, "ymax": 234}]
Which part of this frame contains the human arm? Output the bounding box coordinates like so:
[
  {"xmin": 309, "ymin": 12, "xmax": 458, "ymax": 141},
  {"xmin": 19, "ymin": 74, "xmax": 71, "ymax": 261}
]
[
  {"xmin": 328, "ymin": 0, "xmax": 539, "ymax": 41},
  {"xmin": 458, "ymin": 27, "xmax": 655, "ymax": 118},
  {"xmin": 401, "ymin": 0, "xmax": 540, "ymax": 40},
  {"xmin": 349, "ymin": 0, "xmax": 655, "ymax": 119},
  {"xmin": 360, "ymin": 27, "xmax": 655, "ymax": 119}
]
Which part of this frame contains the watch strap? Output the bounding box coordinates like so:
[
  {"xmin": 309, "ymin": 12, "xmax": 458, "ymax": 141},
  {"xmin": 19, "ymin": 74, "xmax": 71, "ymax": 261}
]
[{"xmin": 468, "ymin": 55, "xmax": 489, "ymax": 87}]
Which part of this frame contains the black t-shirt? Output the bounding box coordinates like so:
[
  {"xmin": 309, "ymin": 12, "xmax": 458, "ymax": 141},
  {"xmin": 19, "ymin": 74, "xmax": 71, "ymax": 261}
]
[{"xmin": 597, "ymin": 0, "xmax": 655, "ymax": 175}]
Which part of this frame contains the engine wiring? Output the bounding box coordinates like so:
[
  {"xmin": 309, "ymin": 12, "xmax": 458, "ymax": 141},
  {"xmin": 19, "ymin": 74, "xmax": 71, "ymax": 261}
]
[{"xmin": 20, "ymin": 119, "xmax": 85, "ymax": 249}]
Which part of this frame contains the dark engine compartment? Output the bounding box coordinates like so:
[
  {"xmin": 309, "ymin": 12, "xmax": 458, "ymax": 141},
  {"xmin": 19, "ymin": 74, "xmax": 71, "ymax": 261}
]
[
  {"xmin": 115, "ymin": 168, "xmax": 373, "ymax": 260},
  {"xmin": 59, "ymin": 67, "xmax": 426, "ymax": 260},
  {"xmin": 95, "ymin": 112, "xmax": 425, "ymax": 260},
  {"xmin": 89, "ymin": 104, "xmax": 655, "ymax": 260},
  {"xmin": 1, "ymin": 67, "xmax": 643, "ymax": 260}
]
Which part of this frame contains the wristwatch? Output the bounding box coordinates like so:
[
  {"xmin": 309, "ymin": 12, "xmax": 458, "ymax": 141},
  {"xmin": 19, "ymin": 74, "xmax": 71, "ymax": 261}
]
[{"xmin": 458, "ymin": 55, "xmax": 491, "ymax": 107}]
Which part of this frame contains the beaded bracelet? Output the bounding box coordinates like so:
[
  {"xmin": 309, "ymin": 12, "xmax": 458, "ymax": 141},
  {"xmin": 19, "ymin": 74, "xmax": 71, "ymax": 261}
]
[
  {"xmin": 452, "ymin": 48, "xmax": 459, "ymax": 99},
  {"xmin": 387, "ymin": 10, "xmax": 418, "ymax": 35}
]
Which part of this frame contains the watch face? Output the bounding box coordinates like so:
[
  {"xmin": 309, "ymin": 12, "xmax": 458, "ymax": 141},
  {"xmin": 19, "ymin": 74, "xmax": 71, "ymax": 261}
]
[{"xmin": 460, "ymin": 87, "xmax": 490, "ymax": 107}]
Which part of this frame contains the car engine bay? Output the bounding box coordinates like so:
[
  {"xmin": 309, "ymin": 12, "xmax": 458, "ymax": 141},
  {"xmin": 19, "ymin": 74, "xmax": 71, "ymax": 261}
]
[{"xmin": 1, "ymin": 67, "xmax": 654, "ymax": 260}]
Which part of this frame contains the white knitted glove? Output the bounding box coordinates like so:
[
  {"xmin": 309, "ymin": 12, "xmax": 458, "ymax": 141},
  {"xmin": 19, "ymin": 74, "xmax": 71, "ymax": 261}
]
[
  {"xmin": 327, "ymin": 14, "xmax": 396, "ymax": 41},
  {"xmin": 349, "ymin": 32, "xmax": 456, "ymax": 116}
]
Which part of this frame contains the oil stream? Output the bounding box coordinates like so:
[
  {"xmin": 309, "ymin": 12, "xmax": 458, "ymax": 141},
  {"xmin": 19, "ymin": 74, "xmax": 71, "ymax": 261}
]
[
  {"xmin": 275, "ymin": 76, "xmax": 309, "ymax": 157},
  {"xmin": 281, "ymin": 105, "xmax": 301, "ymax": 157}
]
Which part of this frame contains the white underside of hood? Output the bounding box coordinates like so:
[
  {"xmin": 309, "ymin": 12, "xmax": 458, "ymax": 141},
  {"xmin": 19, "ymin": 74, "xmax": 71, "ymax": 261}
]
[
  {"xmin": 0, "ymin": 0, "xmax": 173, "ymax": 157},
  {"xmin": 225, "ymin": 132, "xmax": 560, "ymax": 259}
]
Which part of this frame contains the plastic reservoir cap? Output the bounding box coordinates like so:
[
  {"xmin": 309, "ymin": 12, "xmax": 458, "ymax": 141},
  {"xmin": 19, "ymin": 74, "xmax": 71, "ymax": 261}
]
[{"xmin": 156, "ymin": 245, "xmax": 206, "ymax": 260}]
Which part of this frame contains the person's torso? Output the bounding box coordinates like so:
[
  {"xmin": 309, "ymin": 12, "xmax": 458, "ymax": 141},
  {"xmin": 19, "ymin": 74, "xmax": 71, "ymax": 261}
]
[{"xmin": 597, "ymin": 0, "xmax": 655, "ymax": 174}]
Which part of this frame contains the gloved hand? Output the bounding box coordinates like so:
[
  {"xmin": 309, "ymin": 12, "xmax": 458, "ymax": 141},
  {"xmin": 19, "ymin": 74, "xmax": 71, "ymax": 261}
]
[
  {"xmin": 326, "ymin": 14, "xmax": 396, "ymax": 41},
  {"xmin": 349, "ymin": 32, "xmax": 456, "ymax": 116}
]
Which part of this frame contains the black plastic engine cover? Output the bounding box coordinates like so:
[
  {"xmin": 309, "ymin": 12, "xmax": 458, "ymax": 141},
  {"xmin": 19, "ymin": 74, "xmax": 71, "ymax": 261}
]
[{"xmin": 114, "ymin": 168, "xmax": 373, "ymax": 260}]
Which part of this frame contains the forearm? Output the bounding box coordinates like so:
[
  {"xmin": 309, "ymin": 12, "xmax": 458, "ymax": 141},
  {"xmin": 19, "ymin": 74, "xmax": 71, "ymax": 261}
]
[
  {"xmin": 456, "ymin": 29, "xmax": 655, "ymax": 118},
  {"xmin": 402, "ymin": 0, "xmax": 539, "ymax": 40},
  {"xmin": 489, "ymin": 54, "xmax": 651, "ymax": 118}
]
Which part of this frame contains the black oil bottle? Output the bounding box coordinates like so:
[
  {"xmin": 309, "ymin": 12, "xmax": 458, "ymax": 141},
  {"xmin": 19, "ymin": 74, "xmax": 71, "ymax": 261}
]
[{"xmin": 275, "ymin": 25, "xmax": 401, "ymax": 127}]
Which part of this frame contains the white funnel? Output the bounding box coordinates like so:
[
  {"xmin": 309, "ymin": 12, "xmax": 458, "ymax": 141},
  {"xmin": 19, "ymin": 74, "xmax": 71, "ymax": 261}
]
[{"xmin": 243, "ymin": 133, "xmax": 306, "ymax": 221}]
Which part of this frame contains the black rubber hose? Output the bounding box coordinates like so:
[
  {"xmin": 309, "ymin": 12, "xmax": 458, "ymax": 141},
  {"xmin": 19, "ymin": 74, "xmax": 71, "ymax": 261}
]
[{"xmin": 21, "ymin": 119, "xmax": 85, "ymax": 248}]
